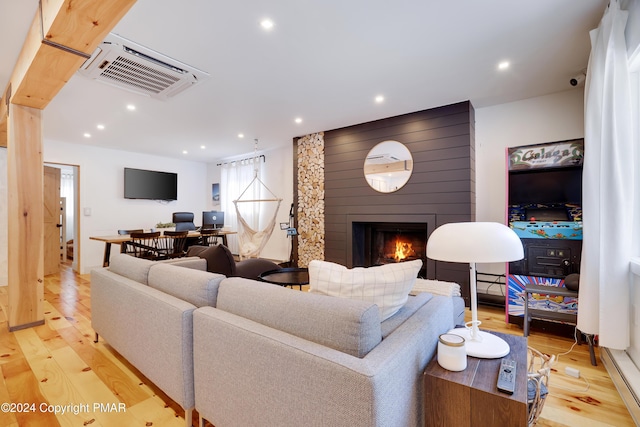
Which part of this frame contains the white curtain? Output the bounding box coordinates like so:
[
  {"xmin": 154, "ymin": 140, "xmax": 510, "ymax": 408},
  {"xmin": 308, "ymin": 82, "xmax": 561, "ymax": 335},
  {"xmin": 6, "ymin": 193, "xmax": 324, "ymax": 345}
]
[
  {"xmin": 579, "ymin": 0, "xmax": 634, "ymax": 350},
  {"xmin": 60, "ymin": 171, "xmax": 75, "ymax": 242},
  {"xmin": 220, "ymin": 157, "xmax": 263, "ymax": 255}
]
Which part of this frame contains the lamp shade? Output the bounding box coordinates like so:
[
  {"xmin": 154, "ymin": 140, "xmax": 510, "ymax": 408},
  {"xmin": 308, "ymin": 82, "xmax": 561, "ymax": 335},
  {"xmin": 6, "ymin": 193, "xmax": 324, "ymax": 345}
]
[{"xmin": 427, "ymin": 222, "xmax": 524, "ymax": 263}]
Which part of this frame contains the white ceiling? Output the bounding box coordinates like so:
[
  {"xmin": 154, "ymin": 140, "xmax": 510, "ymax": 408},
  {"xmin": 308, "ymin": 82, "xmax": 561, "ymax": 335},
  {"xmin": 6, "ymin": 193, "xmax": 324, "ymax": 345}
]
[{"xmin": 1, "ymin": 0, "xmax": 606, "ymax": 162}]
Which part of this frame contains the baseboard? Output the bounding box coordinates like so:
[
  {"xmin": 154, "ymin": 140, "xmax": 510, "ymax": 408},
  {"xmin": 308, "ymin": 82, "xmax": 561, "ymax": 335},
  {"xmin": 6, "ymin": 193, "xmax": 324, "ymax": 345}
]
[
  {"xmin": 8, "ymin": 319, "xmax": 45, "ymax": 332},
  {"xmin": 601, "ymin": 347, "xmax": 640, "ymax": 426}
]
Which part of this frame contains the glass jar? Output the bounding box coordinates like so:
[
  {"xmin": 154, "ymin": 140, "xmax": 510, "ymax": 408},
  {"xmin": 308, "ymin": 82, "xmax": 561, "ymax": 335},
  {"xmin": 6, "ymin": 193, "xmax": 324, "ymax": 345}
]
[{"xmin": 437, "ymin": 333, "xmax": 467, "ymax": 371}]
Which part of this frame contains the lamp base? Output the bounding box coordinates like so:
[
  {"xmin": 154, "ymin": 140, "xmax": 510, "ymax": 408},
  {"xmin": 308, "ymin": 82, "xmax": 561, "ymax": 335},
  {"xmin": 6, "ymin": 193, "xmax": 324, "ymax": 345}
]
[{"xmin": 447, "ymin": 328, "xmax": 510, "ymax": 359}]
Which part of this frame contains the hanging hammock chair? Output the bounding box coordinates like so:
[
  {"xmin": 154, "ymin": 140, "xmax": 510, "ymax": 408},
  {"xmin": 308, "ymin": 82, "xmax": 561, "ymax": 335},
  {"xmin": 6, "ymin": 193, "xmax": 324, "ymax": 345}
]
[{"xmin": 233, "ymin": 166, "xmax": 282, "ymax": 259}]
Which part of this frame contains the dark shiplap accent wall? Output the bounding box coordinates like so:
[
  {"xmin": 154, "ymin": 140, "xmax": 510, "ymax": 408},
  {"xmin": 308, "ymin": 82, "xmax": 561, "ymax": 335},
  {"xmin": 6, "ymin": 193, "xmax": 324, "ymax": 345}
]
[{"xmin": 317, "ymin": 101, "xmax": 476, "ymax": 301}]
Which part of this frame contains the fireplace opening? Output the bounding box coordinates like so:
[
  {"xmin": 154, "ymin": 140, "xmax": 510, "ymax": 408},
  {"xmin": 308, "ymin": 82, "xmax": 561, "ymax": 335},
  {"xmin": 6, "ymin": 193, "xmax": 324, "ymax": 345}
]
[{"xmin": 352, "ymin": 222, "xmax": 428, "ymax": 277}]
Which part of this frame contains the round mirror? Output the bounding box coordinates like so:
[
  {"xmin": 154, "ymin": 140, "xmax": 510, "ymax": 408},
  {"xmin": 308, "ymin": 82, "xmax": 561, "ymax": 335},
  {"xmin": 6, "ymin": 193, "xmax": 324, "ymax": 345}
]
[{"xmin": 364, "ymin": 140, "xmax": 413, "ymax": 193}]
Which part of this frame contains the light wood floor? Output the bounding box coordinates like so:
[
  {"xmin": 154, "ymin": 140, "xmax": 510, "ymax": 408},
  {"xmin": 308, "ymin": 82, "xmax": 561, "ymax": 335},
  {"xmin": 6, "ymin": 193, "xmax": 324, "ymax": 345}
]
[
  {"xmin": 0, "ymin": 264, "xmax": 635, "ymax": 426},
  {"xmin": 473, "ymin": 304, "xmax": 635, "ymax": 427}
]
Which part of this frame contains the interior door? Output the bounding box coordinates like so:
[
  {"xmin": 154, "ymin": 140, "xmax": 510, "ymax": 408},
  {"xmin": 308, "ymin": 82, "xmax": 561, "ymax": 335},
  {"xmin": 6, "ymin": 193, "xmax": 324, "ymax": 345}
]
[{"xmin": 43, "ymin": 166, "xmax": 61, "ymax": 275}]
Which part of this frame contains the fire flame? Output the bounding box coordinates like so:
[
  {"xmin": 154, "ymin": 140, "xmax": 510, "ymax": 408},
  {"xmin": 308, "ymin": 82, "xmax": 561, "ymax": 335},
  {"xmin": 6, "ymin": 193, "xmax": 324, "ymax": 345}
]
[{"xmin": 394, "ymin": 240, "xmax": 414, "ymax": 261}]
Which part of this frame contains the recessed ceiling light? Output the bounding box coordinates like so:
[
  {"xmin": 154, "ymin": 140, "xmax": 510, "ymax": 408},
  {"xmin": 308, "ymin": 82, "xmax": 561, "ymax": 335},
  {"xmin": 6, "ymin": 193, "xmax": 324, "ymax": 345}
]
[
  {"xmin": 260, "ymin": 19, "xmax": 274, "ymax": 30},
  {"xmin": 238, "ymin": 133, "xmax": 244, "ymax": 139},
  {"xmin": 375, "ymin": 95, "xmax": 385, "ymax": 103},
  {"xmin": 83, "ymin": 133, "xmax": 91, "ymax": 138},
  {"xmin": 182, "ymin": 150, "xmax": 188, "ymax": 154},
  {"xmin": 200, "ymin": 145, "xmax": 206, "ymax": 149},
  {"xmin": 294, "ymin": 117, "xmax": 303, "ymax": 124},
  {"xmin": 96, "ymin": 124, "xmax": 105, "ymax": 130},
  {"xmin": 126, "ymin": 104, "xmax": 136, "ymax": 111},
  {"xmin": 498, "ymin": 61, "xmax": 510, "ymax": 70}
]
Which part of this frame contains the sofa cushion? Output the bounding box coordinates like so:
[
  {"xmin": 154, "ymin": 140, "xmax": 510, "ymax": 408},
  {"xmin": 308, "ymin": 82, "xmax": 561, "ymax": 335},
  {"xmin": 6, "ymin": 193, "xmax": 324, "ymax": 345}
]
[
  {"xmin": 187, "ymin": 245, "xmax": 237, "ymax": 276},
  {"xmin": 308, "ymin": 259, "xmax": 422, "ymax": 321},
  {"xmin": 148, "ymin": 263, "xmax": 224, "ymax": 307},
  {"xmin": 217, "ymin": 278, "xmax": 382, "ymax": 358},
  {"xmin": 108, "ymin": 253, "xmax": 155, "ymax": 285}
]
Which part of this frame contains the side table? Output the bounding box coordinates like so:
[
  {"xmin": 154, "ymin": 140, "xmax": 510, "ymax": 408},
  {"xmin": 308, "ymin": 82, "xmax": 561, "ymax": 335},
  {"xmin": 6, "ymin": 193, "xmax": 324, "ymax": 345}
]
[
  {"xmin": 423, "ymin": 331, "xmax": 527, "ymax": 427},
  {"xmin": 259, "ymin": 267, "xmax": 309, "ymax": 290}
]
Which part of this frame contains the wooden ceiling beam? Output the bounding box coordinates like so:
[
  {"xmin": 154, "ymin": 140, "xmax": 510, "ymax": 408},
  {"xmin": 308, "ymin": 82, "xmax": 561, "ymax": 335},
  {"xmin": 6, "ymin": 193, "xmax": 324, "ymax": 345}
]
[{"xmin": 0, "ymin": 0, "xmax": 138, "ymax": 146}]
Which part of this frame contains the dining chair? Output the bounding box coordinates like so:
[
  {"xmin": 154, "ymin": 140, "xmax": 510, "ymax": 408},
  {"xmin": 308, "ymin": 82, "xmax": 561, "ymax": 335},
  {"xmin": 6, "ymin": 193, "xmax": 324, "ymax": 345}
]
[
  {"xmin": 199, "ymin": 228, "xmax": 223, "ymax": 246},
  {"xmin": 159, "ymin": 230, "xmax": 189, "ymax": 259},
  {"xmin": 118, "ymin": 229, "xmax": 144, "ymax": 254},
  {"xmin": 128, "ymin": 231, "xmax": 162, "ymax": 260},
  {"xmin": 118, "ymin": 229, "xmax": 144, "ymax": 235}
]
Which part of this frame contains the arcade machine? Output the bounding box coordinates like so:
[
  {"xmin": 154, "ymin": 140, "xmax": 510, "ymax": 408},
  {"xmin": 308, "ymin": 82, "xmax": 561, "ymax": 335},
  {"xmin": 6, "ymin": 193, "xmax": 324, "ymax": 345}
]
[{"xmin": 506, "ymin": 139, "xmax": 584, "ymax": 337}]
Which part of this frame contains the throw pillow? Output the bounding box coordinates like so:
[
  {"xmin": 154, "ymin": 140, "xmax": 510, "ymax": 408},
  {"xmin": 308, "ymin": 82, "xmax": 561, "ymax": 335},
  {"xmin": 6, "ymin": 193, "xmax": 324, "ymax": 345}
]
[
  {"xmin": 308, "ymin": 259, "xmax": 422, "ymax": 321},
  {"xmin": 189, "ymin": 244, "xmax": 236, "ymax": 276},
  {"xmin": 185, "ymin": 245, "xmax": 208, "ymax": 257}
]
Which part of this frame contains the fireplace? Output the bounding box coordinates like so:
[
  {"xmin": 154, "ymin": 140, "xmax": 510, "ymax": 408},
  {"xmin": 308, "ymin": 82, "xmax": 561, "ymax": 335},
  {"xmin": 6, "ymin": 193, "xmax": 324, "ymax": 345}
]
[{"xmin": 347, "ymin": 214, "xmax": 437, "ymax": 279}]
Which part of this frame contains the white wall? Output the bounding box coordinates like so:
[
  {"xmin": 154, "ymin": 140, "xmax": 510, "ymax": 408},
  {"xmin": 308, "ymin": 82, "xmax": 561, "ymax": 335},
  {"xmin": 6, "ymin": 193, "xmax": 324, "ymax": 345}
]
[
  {"xmin": 207, "ymin": 143, "xmax": 294, "ymax": 263},
  {"xmin": 1, "ymin": 92, "xmax": 583, "ymax": 280},
  {"xmin": 474, "ymin": 89, "xmax": 585, "ymax": 282},
  {"xmin": 45, "ymin": 140, "xmax": 210, "ymax": 273}
]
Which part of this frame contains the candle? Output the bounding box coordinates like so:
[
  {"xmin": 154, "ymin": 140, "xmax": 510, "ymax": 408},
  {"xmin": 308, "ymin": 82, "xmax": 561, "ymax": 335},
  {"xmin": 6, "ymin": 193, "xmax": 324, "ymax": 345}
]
[{"xmin": 437, "ymin": 333, "xmax": 467, "ymax": 371}]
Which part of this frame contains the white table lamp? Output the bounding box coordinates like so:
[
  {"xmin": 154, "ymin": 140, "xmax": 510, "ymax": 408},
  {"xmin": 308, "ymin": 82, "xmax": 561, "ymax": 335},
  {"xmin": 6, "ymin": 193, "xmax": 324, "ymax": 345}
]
[{"xmin": 426, "ymin": 222, "xmax": 524, "ymax": 358}]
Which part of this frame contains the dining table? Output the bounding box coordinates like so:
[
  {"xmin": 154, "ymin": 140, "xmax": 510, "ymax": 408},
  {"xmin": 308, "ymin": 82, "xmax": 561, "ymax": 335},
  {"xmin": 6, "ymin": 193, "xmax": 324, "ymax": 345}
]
[{"xmin": 90, "ymin": 230, "xmax": 236, "ymax": 267}]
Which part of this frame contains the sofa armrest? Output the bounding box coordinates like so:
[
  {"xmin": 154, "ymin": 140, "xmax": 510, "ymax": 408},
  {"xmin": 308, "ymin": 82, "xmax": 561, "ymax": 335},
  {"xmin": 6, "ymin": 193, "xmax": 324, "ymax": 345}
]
[
  {"xmin": 452, "ymin": 295, "xmax": 465, "ymax": 326},
  {"xmin": 91, "ymin": 268, "xmax": 196, "ymax": 410}
]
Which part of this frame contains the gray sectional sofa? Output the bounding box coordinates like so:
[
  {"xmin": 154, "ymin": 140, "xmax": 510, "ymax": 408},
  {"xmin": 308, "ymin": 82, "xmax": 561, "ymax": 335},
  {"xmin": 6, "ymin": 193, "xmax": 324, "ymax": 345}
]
[{"xmin": 91, "ymin": 254, "xmax": 465, "ymax": 427}]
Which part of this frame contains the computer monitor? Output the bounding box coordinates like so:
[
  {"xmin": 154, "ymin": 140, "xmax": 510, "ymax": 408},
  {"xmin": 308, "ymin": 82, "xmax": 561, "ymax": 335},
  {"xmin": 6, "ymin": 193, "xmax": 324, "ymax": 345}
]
[{"xmin": 202, "ymin": 211, "xmax": 224, "ymax": 230}]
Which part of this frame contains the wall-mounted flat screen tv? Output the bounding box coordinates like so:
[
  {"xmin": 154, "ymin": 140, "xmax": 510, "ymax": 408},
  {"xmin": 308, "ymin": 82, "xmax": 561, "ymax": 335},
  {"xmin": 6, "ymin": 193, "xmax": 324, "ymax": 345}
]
[{"xmin": 124, "ymin": 167, "xmax": 178, "ymax": 201}]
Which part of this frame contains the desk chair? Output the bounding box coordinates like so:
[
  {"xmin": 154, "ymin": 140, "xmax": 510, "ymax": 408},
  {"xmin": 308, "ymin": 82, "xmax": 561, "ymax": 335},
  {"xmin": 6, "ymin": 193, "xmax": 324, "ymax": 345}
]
[
  {"xmin": 172, "ymin": 212, "xmax": 196, "ymax": 232},
  {"xmin": 128, "ymin": 231, "xmax": 162, "ymax": 260}
]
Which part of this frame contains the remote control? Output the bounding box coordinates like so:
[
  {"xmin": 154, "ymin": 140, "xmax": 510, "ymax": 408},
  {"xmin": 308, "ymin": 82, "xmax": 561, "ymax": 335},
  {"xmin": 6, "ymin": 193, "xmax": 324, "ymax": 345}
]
[{"xmin": 497, "ymin": 358, "xmax": 517, "ymax": 394}]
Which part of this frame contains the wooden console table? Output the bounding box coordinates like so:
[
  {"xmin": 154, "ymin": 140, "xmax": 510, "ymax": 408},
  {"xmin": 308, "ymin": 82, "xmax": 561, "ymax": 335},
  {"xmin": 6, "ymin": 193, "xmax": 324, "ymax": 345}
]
[{"xmin": 424, "ymin": 331, "xmax": 527, "ymax": 427}]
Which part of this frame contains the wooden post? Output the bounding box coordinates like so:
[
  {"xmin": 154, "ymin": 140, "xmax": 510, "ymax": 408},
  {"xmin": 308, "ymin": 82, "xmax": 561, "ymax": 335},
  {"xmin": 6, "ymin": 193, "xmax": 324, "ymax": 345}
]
[
  {"xmin": 7, "ymin": 104, "xmax": 44, "ymax": 330},
  {"xmin": 1, "ymin": 0, "xmax": 138, "ymax": 330}
]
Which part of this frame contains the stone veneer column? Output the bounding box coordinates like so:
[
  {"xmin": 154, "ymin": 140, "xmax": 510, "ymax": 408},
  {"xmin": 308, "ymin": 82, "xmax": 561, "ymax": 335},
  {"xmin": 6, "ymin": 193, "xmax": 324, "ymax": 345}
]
[{"xmin": 297, "ymin": 132, "xmax": 325, "ymax": 267}]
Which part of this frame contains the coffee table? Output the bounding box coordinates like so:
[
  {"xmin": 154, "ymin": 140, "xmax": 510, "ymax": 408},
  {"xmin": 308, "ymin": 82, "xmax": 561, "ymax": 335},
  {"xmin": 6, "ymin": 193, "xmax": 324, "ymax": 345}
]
[{"xmin": 259, "ymin": 267, "xmax": 309, "ymax": 290}]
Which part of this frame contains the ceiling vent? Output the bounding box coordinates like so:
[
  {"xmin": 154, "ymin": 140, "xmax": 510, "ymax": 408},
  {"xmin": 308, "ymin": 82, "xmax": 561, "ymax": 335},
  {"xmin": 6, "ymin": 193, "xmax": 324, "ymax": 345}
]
[{"xmin": 77, "ymin": 33, "xmax": 210, "ymax": 100}]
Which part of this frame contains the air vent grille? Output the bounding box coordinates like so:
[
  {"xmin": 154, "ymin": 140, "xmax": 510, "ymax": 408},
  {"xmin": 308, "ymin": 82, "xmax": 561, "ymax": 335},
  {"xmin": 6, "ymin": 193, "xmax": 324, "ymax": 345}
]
[
  {"xmin": 100, "ymin": 55, "xmax": 181, "ymax": 95},
  {"xmin": 78, "ymin": 33, "xmax": 210, "ymax": 100}
]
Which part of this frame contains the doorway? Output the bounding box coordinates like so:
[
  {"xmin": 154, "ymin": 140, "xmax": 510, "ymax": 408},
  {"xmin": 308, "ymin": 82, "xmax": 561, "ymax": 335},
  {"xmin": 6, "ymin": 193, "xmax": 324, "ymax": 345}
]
[{"xmin": 44, "ymin": 163, "xmax": 80, "ymax": 273}]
